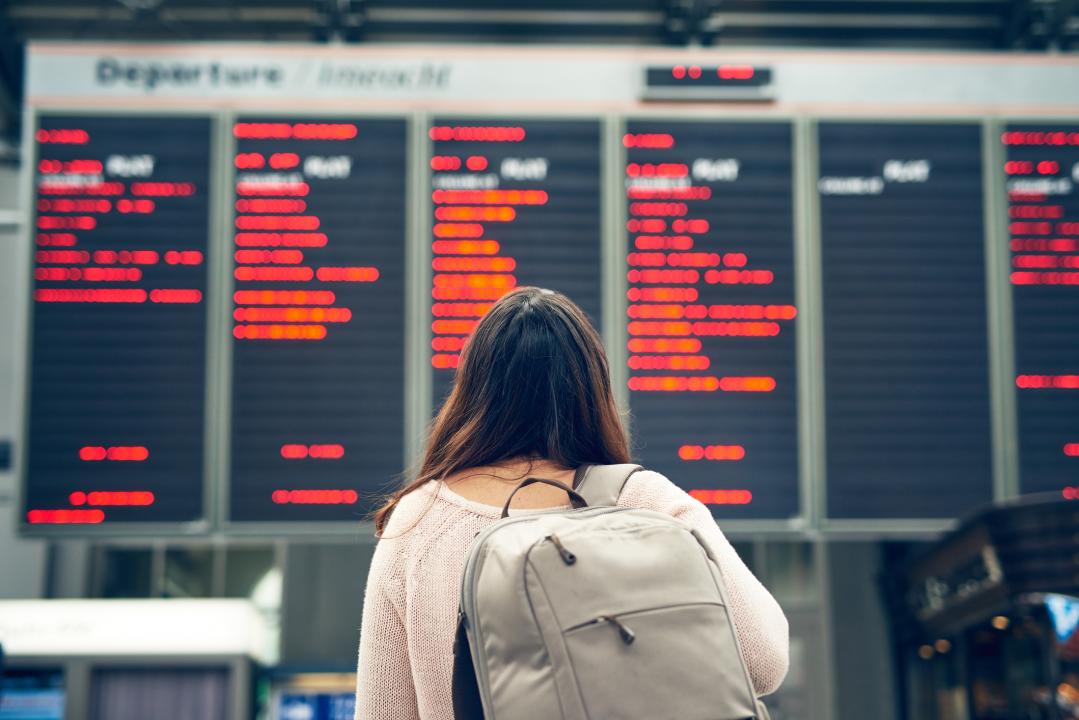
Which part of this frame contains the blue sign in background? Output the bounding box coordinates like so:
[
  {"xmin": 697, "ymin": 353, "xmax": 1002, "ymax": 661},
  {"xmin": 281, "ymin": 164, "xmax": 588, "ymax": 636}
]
[{"xmin": 277, "ymin": 692, "xmax": 355, "ymax": 720}]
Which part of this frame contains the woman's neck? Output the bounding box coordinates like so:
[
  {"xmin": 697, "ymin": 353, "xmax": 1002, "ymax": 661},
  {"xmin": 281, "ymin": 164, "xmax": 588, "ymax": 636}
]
[
  {"xmin": 448, "ymin": 457, "xmax": 570, "ymax": 483},
  {"xmin": 440, "ymin": 459, "xmax": 582, "ymax": 509},
  {"xmin": 442, "ymin": 457, "xmax": 578, "ymax": 509}
]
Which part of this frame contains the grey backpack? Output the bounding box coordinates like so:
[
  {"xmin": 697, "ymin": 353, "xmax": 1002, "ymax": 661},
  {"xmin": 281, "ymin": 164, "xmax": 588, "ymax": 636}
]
[{"xmin": 451, "ymin": 464, "xmax": 770, "ymax": 720}]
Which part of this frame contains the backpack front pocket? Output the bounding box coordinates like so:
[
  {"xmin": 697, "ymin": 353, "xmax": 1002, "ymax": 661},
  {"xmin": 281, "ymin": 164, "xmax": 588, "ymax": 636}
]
[{"xmin": 562, "ymin": 602, "xmax": 759, "ymax": 720}]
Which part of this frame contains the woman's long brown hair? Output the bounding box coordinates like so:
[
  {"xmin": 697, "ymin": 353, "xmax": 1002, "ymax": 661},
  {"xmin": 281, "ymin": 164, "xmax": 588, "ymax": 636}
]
[{"xmin": 372, "ymin": 287, "xmax": 631, "ymax": 535}]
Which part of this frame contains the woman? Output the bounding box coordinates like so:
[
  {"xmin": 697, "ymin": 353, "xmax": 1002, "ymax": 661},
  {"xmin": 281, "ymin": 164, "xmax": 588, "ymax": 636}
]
[{"xmin": 356, "ymin": 287, "xmax": 788, "ymax": 719}]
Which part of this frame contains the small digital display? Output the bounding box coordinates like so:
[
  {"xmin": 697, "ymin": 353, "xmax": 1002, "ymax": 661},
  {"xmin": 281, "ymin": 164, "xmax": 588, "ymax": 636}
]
[
  {"xmin": 24, "ymin": 115, "xmax": 212, "ymax": 526},
  {"xmin": 624, "ymin": 121, "xmax": 799, "ymax": 520},
  {"xmin": 428, "ymin": 118, "xmax": 603, "ymax": 408},
  {"xmin": 643, "ymin": 66, "xmax": 773, "ymax": 102},
  {"xmin": 1003, "ymin": 124, "xmax": 1079, "ymax": 498},
  {"xmin": 645, "ymin": 65, "xmax": 771, "ymax": 88},
  {"xmin": 228, "ymin": 117, "xmax": 407, "ymax": 523},
  {"xmin": 819, "ymin": 122, "xmax": 993, "ymax": 520}
]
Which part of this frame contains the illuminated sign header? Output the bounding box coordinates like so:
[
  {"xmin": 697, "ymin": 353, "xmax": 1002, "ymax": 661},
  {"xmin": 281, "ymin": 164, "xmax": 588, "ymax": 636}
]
[{"xmin": 24, "ymin": 45, "xmax": 1079, "ymax": 110}]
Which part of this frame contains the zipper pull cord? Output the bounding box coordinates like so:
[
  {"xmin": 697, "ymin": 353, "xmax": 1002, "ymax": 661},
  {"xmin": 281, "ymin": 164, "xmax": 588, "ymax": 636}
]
[
  {"xmin": 601, "ymin": 615, "xmax": 636, "ymax": 645},
  {"xmin": 547, "ymin": 534, "xmax": 577, "ymax": 565}
]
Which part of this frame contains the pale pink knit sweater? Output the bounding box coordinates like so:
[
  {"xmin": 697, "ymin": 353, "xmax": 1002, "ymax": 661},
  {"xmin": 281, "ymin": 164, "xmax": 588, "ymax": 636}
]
[{"xmin": 355, "ymin": 470, "xmax": 789, "ymax": 719}]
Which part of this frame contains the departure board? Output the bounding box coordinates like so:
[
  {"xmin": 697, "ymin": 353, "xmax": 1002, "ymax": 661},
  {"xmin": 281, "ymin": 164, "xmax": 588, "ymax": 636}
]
[
  {"xmin": 429, "ymin": 118, "xmax": 602, "ymax": 407},
  {"xmin": 624, "ymin": 121, "xmax": 799, "ymax": 520},
  {"xmin": 229, "ymin": 118, "xmax": 407, "ymax": 523},
  {"xmin": 1003, "ymin": 124, "xmax": 1079, "ymax": 498},
  {"xmin": 24, "ymin": 115, "xmax": 212, "ymax": 526},
  {"xmin": 820, "ymin": 122, "xmax": 993, "ymax": 520}
]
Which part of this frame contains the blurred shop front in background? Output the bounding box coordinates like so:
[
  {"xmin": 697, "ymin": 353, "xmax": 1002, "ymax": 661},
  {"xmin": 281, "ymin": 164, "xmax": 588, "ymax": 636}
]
[{"xmin": 1, "ymin": 4, "xmax": 1079, "ymax": 720}]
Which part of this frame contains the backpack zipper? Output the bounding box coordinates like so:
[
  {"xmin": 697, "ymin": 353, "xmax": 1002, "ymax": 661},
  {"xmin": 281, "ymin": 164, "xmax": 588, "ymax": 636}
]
[
  {"xmin": 546, "ymin": 534, "xmax": 576, "ymax": 565},
  {"xmin": 569, "ymin": 614, "xmax": 638, "ymax": 645},
  {"xmin": 600, "ymin": 615, "xmax": 636, "ymax": 645}
]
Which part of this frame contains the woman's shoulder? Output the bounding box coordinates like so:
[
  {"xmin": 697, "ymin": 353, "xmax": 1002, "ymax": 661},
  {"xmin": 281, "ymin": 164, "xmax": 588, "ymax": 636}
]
[
  {"xmin": 377, "ymin": 481, "xmax": 444, "ymax": 540},
  {"xmin": 617, "ymin": 468, "xmax": 723, "ymax": 539},
  {"xmin": 618, "ymin": 468, "xmax": 696, "ymax": 511},
  {"xmin": 378, "ymin": 479, "xmax": 498, "ymax": 542}
]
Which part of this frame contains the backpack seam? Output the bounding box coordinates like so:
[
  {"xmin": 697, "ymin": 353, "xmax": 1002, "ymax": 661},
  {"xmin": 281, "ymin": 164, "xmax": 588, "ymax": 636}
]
[
  {"xmin": 561, "ymin": 600, "xmax": 726, "ymax": 635},
  {"xmin": 524, "ymin": 547, "xmax": 583, "ymax": 720},
  {"xmin": 692, "ymin": 530, "xmax": 762, "ymax": 707}
]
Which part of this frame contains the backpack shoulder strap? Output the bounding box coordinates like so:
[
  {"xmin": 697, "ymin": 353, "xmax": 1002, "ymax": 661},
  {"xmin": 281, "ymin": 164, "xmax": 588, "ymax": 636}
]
[{"xmin": 573, "ymin": 463, "xmax": 643, "ymax": 508}]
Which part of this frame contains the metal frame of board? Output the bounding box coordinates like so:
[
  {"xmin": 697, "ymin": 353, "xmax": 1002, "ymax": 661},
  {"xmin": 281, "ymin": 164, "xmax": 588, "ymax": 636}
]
[
  {"xmin": 407, "ymin": 113, "xmax": 431, "ymax": 477},
  {"xmin": 808, "ymin": 115, "xmax": 1005, "ymax": 536},
  {"xmin": 618, "ymin": 110, "xmax": 810, "ymax": 535},
  {"xmin": 16, "ymin": 106, "xmax": 221, "ymax": 538},
  {"xmin": 604, "ymin": 113, "xmax": 629, "ymax": 415},
  {"xmin": 415, "ymin": 111, "xmax": 435, "ymax": 426},
  {"xmin": 11, "ymin": 101, "xmax": 35, "ymax": 535},
  {"xmin": 210, "ymin": 113, "xmax": 234, "ymax": 534},
  {"xmin": 216, "ymin": 109, "xmax": 417, "ymax": 538},
  {"xmin": 984, "ymin": 118, "xmax": 1020, "ymax": 502},
  {"xmin": 796, "ymin": 116, "xmax": 825, "ymax": 535}
]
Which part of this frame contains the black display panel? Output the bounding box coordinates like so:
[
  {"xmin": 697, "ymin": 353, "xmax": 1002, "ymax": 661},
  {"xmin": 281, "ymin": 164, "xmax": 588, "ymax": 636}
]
[
  {"xmin": 820, "ymin": 122, "xmax": 993, "ymax": 519},
  {"xmin": 229, "ymin": 118, "xmax": 407, "ymax": 522},
  {"xmin": 24, "ymin": 115, "xmax": 211, "ymax": 526},
  {"xmin": 1003, "ymin": 124, "xmax": 1079, "ymax": 497},
  {"xmin": 624, "ymin": 121, "xmax": 799, "ymax": 520},
  {"xmin": 429, "ymin": 118, "xmax": 602, "ymax": 407},
  {"xmin": 645, "ymin": 64, "xmax": 771, "ymax": 88}
]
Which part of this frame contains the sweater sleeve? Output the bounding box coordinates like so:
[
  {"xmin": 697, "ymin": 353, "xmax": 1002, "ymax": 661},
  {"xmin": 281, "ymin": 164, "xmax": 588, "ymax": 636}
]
[
  {"xmin": 355, "ymin": 540, "xmax": 420, "ymax": 720},
  {"xmin": 618, "ymin": 470, "xmax": 790, "ymax": 696}
]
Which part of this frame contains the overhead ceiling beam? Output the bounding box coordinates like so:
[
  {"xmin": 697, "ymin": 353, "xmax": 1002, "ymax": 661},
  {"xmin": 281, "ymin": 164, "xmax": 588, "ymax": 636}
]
[
  {"xmin": 752, "ymin": 0, "xmax": 1005, "ymax": 4},
  {"xmin": 160, "ymin": 7, "xmax": 323, "ymax": 22},
  {"xmin": 8, "ymin": 5, "xmax": 134, "ymax": 20},
  {"xmin": 714, "ymin": 30, "xmax": 995, "ymax": 46},
  {"xmin": 706, "ymin": 11, "xmax": 1002, "ymax": 28},
  {"xmin": 364, "ymin": 8, "xmax": 664, "ymax": 25},
  {"xmin": 8, "ymin": 4, "xmax": 323, "ymax": 23},
  {"xmin": 0, "ymin": 0, "xmax": 1066, "ymax": 50}
]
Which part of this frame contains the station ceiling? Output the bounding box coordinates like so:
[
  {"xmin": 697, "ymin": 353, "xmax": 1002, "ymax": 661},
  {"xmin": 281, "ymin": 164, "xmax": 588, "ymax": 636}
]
[
  {"xmin": 0, "ymin": 0, "xmax": 1076, "ymax": 140},
  {"xmin": 2, "ymin": 0, "xmax": 1077, "ymax": 50}
]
